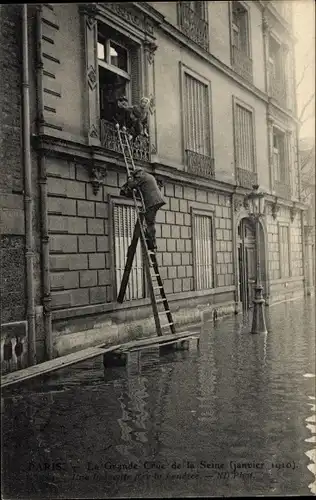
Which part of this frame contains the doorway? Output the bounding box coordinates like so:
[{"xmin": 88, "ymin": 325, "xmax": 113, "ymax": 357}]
[{"xmin": 237, "ymin": 218, "xmax": 256, "ymax": 310}]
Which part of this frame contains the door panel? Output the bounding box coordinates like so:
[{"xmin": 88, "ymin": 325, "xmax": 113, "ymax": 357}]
[{"xmin": 246, "ymin": 246, "xmax": 256, "ymax": 308}]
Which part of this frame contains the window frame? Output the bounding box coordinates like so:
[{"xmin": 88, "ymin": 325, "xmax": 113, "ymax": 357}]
[
  {"xmin": 278, "ymin": 222, "xmax": 291, "ymax": 278},
  {"xmin": 268, "ymin": 32, "xmax": 284, "ymax": 82},
  {"xmin": 191, "ymin": 208, "xmax": 216, "ymax": 291},
  {"xmin": 97, "ymin": 34, "xmax": 131, "ymax": 81},
  {"xmin": 272, "ymin": 126, "xmax": 287, "ymax": 183},
  {"xmin": 229, "ymin": 0, "xmax": 251, "ymax": 58},
  {"xmin": 109, "ymin": 195, "xmax": 146, "ymax": 302},
  {"xmin": 179, "ymin": 62, "xmax": 214, "ymax": 169},
  {"xmin": 232, "ymin": 96, "xmax": 257, "ymax": 174}
]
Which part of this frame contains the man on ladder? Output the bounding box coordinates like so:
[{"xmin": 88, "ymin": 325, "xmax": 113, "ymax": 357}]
[
  {"xmin": 121, "ymin": 167, "xmax": 165, "ymax": 251},
  {"xmin": 115, "ymin": 113, "xmax": 175, "ymax": 337}
]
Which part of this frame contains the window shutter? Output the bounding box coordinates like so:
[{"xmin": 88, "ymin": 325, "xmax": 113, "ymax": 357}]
[
  {"xmin": 236, "ymin": 104, "xmax": 254, "ymax": 172},
  {"xmin": 114, "ymin": 204, "xmax": 144, "ymax": 300},
  {"xmin": 130, "ymin": 46, "xmax": 141, "ymax": 105},
  {"xmin": 184, "ymin": 73, "xmax": 209, "ymax": 156},
  {"xmin": 194, "ymin": 214, "xmax": 214, "ymax": 290}
]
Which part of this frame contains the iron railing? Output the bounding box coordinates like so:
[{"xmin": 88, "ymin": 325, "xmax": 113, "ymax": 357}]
[
  {"xmin": 177, "ymin": 2, "xmax": 209, "ymax": 51},
  {"xmin": 270, "ymin": 76, "xmax": 287, "ymax": 105},
  {"xmin": 186, "ymin": 150, "xmax": 215, "ymax": 179},
  {"xmin": 236, "ymin": 167, "xmax": 258, "ymax": 189},
  {"xmin": 100, "ymin": 120, "xmax": 150, "ymax": 162},
  {"xmin": 274, "ymin": 180, "xmax": 291, "ymax": 199},
  {"xmin": 232, "ymin": 46, "xmax": 253, "ymax": 83}
]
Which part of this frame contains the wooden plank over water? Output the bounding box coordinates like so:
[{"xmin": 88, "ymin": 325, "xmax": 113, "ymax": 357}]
[
  {"xmin": 112, "ymin": 330, "xmax": 200, "ymax": 352},
  {"xmin": 1, "ymin": 344, "xmax": 121, "ymax": 389},
  {"xmin": 1, "ymin": 329, "xmax": 200, "ymax": 389}
]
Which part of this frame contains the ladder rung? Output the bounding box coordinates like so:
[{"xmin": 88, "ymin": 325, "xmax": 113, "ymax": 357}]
[
  {"xmin": 153, "ymin": 285, "xmax": 163, "ymax": 290},
  {"xmin": 151, "ymin": 273, "xmax": 160, "ymax": 277},
  {"xmin": 161, "ymin": 322, "xmax": 174, "ymax": 327},
  {"xmin": 156, "ymin": 298, "xmax": 167, "ymax": 303},
  {"xmin": 158, "ymin": 310, "xmax": 170, "ymax": 315}
]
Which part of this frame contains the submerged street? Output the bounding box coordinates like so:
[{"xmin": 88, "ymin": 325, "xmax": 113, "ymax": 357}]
[{"xmin": 2, "ymin": 298, "xmax": 316, "ymax": 498}]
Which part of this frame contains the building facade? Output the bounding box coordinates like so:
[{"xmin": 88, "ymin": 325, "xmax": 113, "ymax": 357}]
[
  {"xmin": 0, "ymin": 1, "xmax": 308, "ymax": 370},
  {"xmin": 299, "ymin": 137, "xmax": 315, "ymax": 297}
]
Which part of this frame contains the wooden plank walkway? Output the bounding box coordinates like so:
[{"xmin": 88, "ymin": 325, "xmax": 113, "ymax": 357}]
[{"xmin": 1, "ymin": 329, "xmax": 200, "ymax": 389}]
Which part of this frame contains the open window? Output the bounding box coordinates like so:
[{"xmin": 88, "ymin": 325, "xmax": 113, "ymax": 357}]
[{"xmin": 97, "ymin": 23, "xmax": 141, "ymax": 123}]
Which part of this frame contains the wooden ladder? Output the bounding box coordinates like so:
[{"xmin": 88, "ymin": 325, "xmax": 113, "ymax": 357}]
[{"xmin": 116, "ymin": 124, "xmax": 175, "ymax": 337}]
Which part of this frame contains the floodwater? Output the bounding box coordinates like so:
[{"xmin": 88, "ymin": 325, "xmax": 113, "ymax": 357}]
[{"xmin": 2, "ymin": 298, "xmax": 316, "ymax": 498}]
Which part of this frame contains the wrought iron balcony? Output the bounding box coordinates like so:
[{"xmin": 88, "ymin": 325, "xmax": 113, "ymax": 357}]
[
  {"xmin": 100, "ymin": 120, "xmax": 150, "ymax": 162},
  {"xmin": 236, "ymin": 167, "xmax": 258, "ymax": 189},
  {"xmin": 232, "ymin": 46, "xmax": 253, "ymax": 83},
  {"xmin": 268, "ymin": 64, "xmax": 287, "ymax": 105},
  {"xmin": 186, "ymin": 150, "xmax": 215, "ymax": 179},
  {"xmin": 274, "ymin": 180, "xmax": 291, "ymax": 199},
  {"xmin": 177, "ymin": 2, "xmax": 209, "ymax": 51}
]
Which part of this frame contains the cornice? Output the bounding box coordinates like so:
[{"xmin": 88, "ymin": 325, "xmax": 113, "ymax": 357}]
[
  {"xmin": 263, "ymin": 1, "xmax": 297, "ymax": 42},
  {"xmin": 152, "ymin": 162, "xmax": 237, "ymax": 195},
  {"xmin": 132, "ymin": 1, "xmax": 165, "ymax": 27}
]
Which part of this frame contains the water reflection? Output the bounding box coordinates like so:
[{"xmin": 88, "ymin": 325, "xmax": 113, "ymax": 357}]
[{"xmin": 2, "ymin": 299, "xmax": 315, "ymax": 498}]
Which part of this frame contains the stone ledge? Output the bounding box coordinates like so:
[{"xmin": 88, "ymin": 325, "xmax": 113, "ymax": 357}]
[{"xmin": 52, "ymin": 299, "xmax": 236, "ymax": 358}]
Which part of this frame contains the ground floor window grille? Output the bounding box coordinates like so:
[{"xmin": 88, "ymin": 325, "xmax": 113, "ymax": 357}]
[
  {"xmin": 114, "ymin": 204, "xmax": 145, "ymax": 300},
  {"xmin": 193, "ymin": 213, "xmax": 214, "ymax": 290},
  {"xmin": 279, "ymin": 224, "xmax": 290, "ymax": 278}
]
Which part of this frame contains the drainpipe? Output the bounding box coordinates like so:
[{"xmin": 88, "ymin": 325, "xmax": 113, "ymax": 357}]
[
  {"xmin": 36, "ymin": 6, "xmax": 52, "ymax": 359},
  {"xmin": 22, "ymin": 4, "xmax": 36, "ymax": 365}
]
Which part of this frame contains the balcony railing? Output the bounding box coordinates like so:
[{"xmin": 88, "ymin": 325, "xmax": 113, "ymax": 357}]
[
  {"xmin": 274, "ymin": 180, "xmax": 291, "ymax": 199},
  {"xmin": 270, "ymin": 76, "xmax": 287, "ymax": 106},
  {"xmin": 232, "ymin": 46, "xmax": 253, "ymax": 83},
  {"xmin": 186, "ymin": 150, "xmax": 215, "ymax": 179},
  {"xmin": 100, "ymin": 120, "xmax": 150, "ymax": 162},
  {"xmin": 236, "ymin": 167, "xmax": 258, "ymax": 189},
  {"xmin": 177, "ymin": 2, "xmax": 209, "ymax": 51}
]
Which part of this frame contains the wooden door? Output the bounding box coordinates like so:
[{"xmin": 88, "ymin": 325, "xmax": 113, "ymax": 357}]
[{"xmin": 238, "ymin": 219, "xmax": 256, "ymax": 310}]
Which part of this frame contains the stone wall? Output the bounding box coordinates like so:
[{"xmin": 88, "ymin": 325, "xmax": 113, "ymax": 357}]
[
  {"xmin": 0, "ymin": 5, "xmax": 26, "ymax": 325},
  {"xmin": 266, "ymin": 202, "xmax": 304, "ymax": 291}
]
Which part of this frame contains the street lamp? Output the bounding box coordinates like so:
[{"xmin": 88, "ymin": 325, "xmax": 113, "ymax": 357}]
[{"xmin": 247, "ymin": 184, "xmax": 268, "ymax": 334}]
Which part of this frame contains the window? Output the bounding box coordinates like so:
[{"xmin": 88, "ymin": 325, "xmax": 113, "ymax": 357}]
[
  {"xmin": 279, "ymin": 225, "xmax": 290, "ymax": 277},
  {"xmin": 232, "ymin": 1, "xmax": 249, "ymax": 55},
  {"xmin": 177, "ymin": 1, "xmax": 208, "ymax": 51},
  {"xmin": 269, "ymin": 36, "xmax": 282, "ymax": 81},
  {"xmin": 188, "ymin": 1, "xmax": 206, "ymax": 19},
  {"xmin": 235, "ymin": 103, "xmax": 255, "ymax": 172},
  {"xmin": 183, "ymin": 70, "xmax": 213, "ymax": 177},
  {"xmin": 273, "ymin": 128, "xmax": 286, "ymax": 182},
  {"xmin": 97, "ymin": 23, "xmax": 140, "ymax": 123},
  {"xmin": 113, "ymin": 203, "xmax": 145, "ymax": 301},
  {"xmin": 193, "ymin": 212, "xmax": 214, "ymax": 290},
  {"xmin": 268, "ymin": 35, "xmax": 287, "ymax": 103}
]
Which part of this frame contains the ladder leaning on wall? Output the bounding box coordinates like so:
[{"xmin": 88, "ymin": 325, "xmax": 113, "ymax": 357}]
[{"xmin": 115, "ymin": 124, "xmax": 175, "ymax": 337}]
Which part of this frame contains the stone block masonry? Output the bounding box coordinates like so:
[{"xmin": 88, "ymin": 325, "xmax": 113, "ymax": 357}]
[
  {"xmin": 48, "ymin": 160, "xmax": 114, "ymax": 311},
  {"xmin": 47, "ymin": 160, "xmax": 235, "ymax": 320}
]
